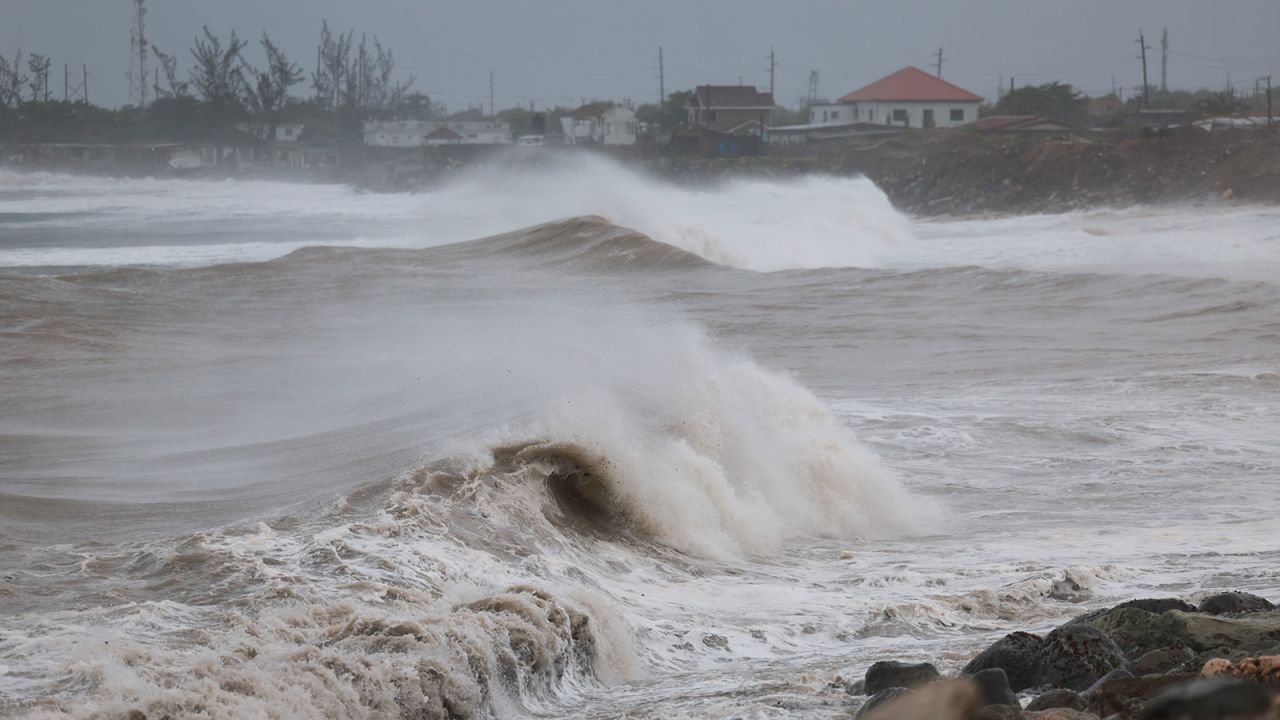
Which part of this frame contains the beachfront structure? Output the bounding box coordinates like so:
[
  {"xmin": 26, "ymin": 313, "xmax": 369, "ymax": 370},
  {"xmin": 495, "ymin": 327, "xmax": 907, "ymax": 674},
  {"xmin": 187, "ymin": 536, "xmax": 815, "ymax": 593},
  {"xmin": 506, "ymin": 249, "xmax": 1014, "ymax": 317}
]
[
  {"xmin": 687, "ymin": 85, "xmax": 776, "ymax": 136},
  {"xmin": 362, "ymin": 120, "xmax": 512, "ymax": 147},
  {"xmin": 560, "ymin": 104, "xmax": 640, "ymax": 145},
  {"xmin": 813, "ymin": 67, "xmax": 982, "ymax": 129}
]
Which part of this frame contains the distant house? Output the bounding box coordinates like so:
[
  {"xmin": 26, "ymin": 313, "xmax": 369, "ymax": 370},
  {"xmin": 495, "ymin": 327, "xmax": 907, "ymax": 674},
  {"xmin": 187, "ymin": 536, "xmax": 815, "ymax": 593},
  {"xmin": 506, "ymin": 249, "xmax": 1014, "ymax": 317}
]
[
  {"xmin": 811, "ymin": 67, "xmax": 982, "ymax": 129},
  {"xmin": 687, "ymin": 85, "xmax": 775, "ymax": 136},
  {"xmin": 275, "ymin": 123, "xmax": 304, "ymax": 142},
  {"xmin": 973, "ymin": 115, "xmax": 1073, "ymax": 133},
  {"xmin": 1087, "ymin": 95, "xmax": 1123, "ymax": 116},
  {"xmin": 560, "ymin": 104, "xmax": 640, "ymax": 145},
  {"xmin": 424, "ymin": 126, "xmax": 465, "ymax": 145},
  {"xmin": 363, "ymin": 120, "xmax": 511, "ymax": 147}
]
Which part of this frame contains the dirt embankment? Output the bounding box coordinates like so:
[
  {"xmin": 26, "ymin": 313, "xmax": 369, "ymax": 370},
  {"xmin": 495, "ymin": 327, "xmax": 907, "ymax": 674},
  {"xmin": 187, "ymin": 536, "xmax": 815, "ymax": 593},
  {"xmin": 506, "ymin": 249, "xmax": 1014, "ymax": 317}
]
[{"xmin": 824, "ymin": 127, "xmax": 1280, "ymax": 216}]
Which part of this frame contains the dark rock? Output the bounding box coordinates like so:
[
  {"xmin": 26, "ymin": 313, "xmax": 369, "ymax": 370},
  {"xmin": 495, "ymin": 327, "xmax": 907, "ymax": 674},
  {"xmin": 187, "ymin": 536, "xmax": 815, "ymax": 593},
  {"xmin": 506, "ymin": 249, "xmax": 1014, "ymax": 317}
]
[
  {"xmin": 701, "ymin": 633, "xmax": 729, "ymax": 649},
  {"xmin": 1113, "ymin": 598, "xmax": 1197, "ymax": 615},
  {"xmin": 1082, "ymin": 668, "xmax": 1132, "ymax": 701},
  {"xmin": 1127, "ymin": 647, "xmax": 1194, "ymax": 676},
  {"xmin": 1196, "ymin": 591, "xmax": 1276, "ymax": 616},
  {"xmin": 855, "ymin": 687, "xmax": 909, "ymax": 719},
  {"xmin": 1042, "ymin": 624, "xmax": 1127, "ymax": 691},
  {"xmin": 1025, "ymin": 711, "xmax": 1100, "ymax": 720},
  {"xmin": 964, "ymin": 631, "xmax": 1046, "ymax": 692},
  {"xmin": 1084, "ymin": 673, "xmax": 1198, "ymax": 718},
  {"xmin": 972, "ymin": 705, "xmax": 1024, "ymax": 720},
  {"xmin": 971, "ymin": 667, "xmax": 1019, "ymax": 707},
  {"xmin": 864, "ymin": 660, "xmax": 940, "ymax": 695},
  {"xmin": 1027, "ymin": 689, "xmax": 1087, "ymax": 712},
  {"xmin": 1139, "ymin": 678, "xmax": 1271, "ymax": 720},
  {"xmin": 1076, "ymin": 607, "xmax": 1194, "ymax": 660},
  {"xmin": 1177, "ymin": 609, "xmax": 1280, "ymax": 656}
]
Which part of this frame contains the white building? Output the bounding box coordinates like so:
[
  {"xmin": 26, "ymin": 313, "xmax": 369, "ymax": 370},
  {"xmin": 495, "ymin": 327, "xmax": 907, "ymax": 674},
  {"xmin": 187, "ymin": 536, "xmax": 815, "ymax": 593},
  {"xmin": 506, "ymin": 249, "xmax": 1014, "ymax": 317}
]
[
  {"xmin": 812, "ymin": 67, "xmax": 982, "ymax": 129},
  {"xmin": 559, "ymin": 105, "xmax": 639, "ymax": 145},
  {"xmin": 275, "ymin": 123, "xmax": 304, "ymax": 142},
  {"xmin": 363, "ymin": 120, "xmax": 511, "ymax": 147}
]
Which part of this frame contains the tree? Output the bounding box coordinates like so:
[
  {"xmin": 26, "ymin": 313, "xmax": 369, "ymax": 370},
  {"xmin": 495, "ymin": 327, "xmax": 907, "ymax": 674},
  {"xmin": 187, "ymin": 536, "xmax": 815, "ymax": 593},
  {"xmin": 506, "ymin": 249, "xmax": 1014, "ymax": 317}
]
[
  {"xmin": 393, "ymin": 92, "xmax": 443, "ymax": 120},
  {"xmin": 636, "ymin": 90, "xmax": 692, "ymax": 132},
  {"xmin": 312, "ymin": 20, "xmax": 351, "ymax": 111},
  {"xmin": 242, "ymin": 33, "xmax": 303, "ymax": 139},
  {"xmin": 189, "ymin": 26, "xmax": 249, "ymax": 162},
  {"xmin": 151, "ymin": 45, "xmax": 190, "ymax": 99},
  {"xmin": 0, "ymin": 50, "xmax": 26, "ymax": 108},
  {"xmin": 26, "ymin": 52, "xmax": 51, "ymax": 103},
  {"xmin": 342, "ymin": 34, "xmax": 414, "ymax": 115},
  {"xmin": 996, "ymin": 82, "xmax": 1087, "ymax": 126}
]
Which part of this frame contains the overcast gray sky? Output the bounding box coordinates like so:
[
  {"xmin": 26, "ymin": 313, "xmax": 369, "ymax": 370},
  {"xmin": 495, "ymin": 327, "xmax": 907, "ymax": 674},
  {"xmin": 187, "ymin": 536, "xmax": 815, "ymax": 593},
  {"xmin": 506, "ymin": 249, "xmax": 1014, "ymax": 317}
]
[{"xmin": 4, "ymin": 1, "xmax": 1278, "ymax": 110}]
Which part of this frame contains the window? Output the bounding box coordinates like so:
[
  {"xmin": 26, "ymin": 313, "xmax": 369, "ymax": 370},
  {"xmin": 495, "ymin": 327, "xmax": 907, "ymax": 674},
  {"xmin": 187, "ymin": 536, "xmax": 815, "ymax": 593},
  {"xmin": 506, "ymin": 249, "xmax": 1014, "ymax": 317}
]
[
  {"xmin": 707, "ymin": 110, "xmax": 718, "ymax": 123},
  {"xmin": 854, "ymin": 107, "xmax": 860, "ymax": 120},
  {"xmin": 893, "ymin": 109, "xmax": 908, "ymax": 123},
  {"xmin": 830, "ymin": 110, "xmax": 839, "ymax": 120},
  {"xmin": 950, "ymin": 108, "xmax": 965, "ymax": 122}
]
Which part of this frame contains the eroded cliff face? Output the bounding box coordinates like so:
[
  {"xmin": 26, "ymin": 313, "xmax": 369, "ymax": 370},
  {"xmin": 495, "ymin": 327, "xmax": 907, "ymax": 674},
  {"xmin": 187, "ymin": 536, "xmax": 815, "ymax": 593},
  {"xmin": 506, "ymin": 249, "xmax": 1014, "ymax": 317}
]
[{"xmin": 824, "ymin": 127, "xmax": 1280, "ymax": 216}]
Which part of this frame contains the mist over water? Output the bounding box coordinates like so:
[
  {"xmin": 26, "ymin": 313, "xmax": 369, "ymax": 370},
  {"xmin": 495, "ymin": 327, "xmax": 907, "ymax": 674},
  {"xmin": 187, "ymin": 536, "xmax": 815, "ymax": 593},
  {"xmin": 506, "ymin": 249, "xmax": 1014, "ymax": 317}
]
[{"xmin": 2, "ymin": 156, "xmax": 1279, "ymax": 717}]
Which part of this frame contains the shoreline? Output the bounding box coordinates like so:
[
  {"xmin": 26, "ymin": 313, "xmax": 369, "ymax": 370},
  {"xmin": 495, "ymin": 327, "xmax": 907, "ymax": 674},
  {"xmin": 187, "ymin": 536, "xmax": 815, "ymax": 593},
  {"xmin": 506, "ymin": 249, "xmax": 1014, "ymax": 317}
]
[{"xmin": 5, "ymin": 127, "xmax": 1278, "ymax": 219}]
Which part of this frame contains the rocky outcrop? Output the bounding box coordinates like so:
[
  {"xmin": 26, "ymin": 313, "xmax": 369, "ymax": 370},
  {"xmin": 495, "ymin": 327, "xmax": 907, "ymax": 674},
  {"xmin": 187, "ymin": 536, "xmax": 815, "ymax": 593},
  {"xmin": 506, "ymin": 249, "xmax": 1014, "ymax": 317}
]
[
  {"xmin": 962, "ymin": 631, "xmax": 1045, "ymax": 692},
  {"xmin": 969, "ymin": 668, "xmax": 1019, "ymax": 707},
  {"xmin": 1127, "ymin": 647, "xmax": 1194, "ymax": 676},
  {"xmin": 1040, "ymin": 625, "xmax": 1127, "ymax": 691},
  {"xmin": 1197, "ymin": 592, "xmax": 1277, "ymax": 616},
  {"xmin": 1026, "ymin": 689, "xmax": 1087, "ymax": 712},
  {"xmin": 864, "ymin": 660, "xmax": 941, "ymax": 695},
  {"xmin": 850, "ymin": 591, "xmax": 1280, "ymax": 720},
  {"xmin": 824, "ymin": 127, "xmax": 1280, "ymax": 217}
]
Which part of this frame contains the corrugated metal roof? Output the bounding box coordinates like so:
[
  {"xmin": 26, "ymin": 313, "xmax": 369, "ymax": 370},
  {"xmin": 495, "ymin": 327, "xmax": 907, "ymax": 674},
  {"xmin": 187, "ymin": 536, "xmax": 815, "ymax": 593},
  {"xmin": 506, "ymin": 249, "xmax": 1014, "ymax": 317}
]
[{"xmin": 839, "ymin": 67, "xmax": 983, "ymax": 103}]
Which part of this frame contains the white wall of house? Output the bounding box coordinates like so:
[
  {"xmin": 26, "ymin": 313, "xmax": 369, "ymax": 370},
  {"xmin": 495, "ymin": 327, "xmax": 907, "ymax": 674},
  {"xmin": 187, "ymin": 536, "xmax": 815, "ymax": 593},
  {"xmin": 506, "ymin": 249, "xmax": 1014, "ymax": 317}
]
[
  {"xmin": 560, "ymin": 108, "xmax": 639, "ymax": 145},
  {"xmin": 275, "ymin": 124, "xmax": 304, "ymax": 142},
  {"xmin": 363, "ymin": 120, "xmax": 511, "ymax": 146},
  {"xmin": 559, "ymin": 117, "xmax": 596, "ymax": 144},
  {"xmin": 599, "ymin": 107, "xmax": 638, "ymax": 145},
  {"xmin": 809, "ymin": 101, "xmax": 978, "ymax": 128},
  {"xmin": 808, "ymin": 104, "xmax": 852, "ymax": 125}
]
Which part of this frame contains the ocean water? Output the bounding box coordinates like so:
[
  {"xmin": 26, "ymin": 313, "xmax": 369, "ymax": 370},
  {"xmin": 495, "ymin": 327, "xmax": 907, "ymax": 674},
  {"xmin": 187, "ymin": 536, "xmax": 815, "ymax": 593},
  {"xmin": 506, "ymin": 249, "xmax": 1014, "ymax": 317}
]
[{"xmin": 1, "ymin": 155, "xmax": 1278, "ymax": 718}]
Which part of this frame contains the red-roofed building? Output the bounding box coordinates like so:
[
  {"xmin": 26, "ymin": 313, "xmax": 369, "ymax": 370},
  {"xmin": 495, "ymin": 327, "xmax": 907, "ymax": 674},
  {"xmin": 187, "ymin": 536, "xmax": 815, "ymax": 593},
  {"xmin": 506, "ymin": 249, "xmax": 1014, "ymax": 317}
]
[{"xmin": 811, "ymin": 67, "xmax": 983, "ymax": 129}]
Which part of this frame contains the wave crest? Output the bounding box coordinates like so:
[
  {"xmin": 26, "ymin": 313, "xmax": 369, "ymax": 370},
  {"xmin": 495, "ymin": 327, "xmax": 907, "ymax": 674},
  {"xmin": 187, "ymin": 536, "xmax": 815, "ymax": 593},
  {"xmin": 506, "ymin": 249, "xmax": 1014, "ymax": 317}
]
[{"xmin": 411, "ymin": 325, "xmax": 930, "ymax": 560}]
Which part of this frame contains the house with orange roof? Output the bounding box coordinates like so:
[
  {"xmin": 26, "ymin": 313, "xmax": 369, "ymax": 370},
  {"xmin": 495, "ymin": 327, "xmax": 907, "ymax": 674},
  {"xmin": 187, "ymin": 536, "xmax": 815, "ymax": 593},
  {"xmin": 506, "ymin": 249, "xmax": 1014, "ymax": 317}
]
[{"xmin": 810, "ymin": 67, "xmax": 983, "ymax": 129}]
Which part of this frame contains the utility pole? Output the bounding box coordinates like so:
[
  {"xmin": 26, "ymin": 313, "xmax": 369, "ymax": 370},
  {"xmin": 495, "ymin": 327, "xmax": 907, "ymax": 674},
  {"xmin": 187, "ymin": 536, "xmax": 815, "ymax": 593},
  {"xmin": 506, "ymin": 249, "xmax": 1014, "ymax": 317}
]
[
  {"xmin": 489, "ymin": 69, "xmax": 494, "ymax": 116},
  {"xmin": 83, "ymin": 64, "xmax": 88, "ymax": 104},
  {"xmin": 808, "ymin": 70, "xmax": 820, "ymax": 105},
  {"xmin": 768, "ymin": 48, "xmax": 777, "ymax": 96},
  {"xmin": 1137, "ymin": 30, "xmax": 1150, "ymax": 108},
  {"xmin": 933, "ymin": 45, "xmax": 944, "ymax": 79},
  {"xmin": 64, "ymin": 63, "xmax": 69, "ymax": 102},
  {"xmin": 1267, "ymin": 76, "xmax": 1273, "ymax": 126},
  {"xmin": 658, "ymin": 46, "xmax": 665, "ymax": 103},
  {"xmin": 1161, "ymin": 28, "xmax": 1168, "ymax": 92}
]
